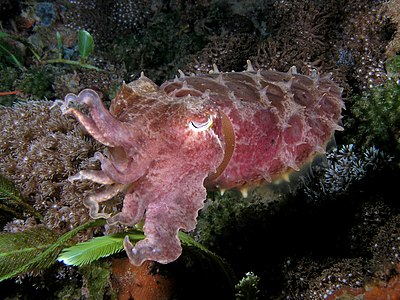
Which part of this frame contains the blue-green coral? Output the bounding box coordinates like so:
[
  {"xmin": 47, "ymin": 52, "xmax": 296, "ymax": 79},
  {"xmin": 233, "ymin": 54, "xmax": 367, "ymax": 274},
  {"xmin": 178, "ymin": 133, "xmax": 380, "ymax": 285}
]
[{"xmin": 303, "ymin": 144, "xmax": 393, "ymax": 199}]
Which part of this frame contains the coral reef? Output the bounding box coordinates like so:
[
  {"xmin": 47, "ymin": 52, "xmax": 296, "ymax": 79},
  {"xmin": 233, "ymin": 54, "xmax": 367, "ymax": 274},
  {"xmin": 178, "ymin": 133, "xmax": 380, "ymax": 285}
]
[
  {"xmin": 180, "ymin": 0, "xmax": 394, "ymax": 97},
  {"xmin": 0, "ymin": 0, "xmax": 400, "ymax": 298},
  {"xmin": 383, "ymin": 0, "xmax": 400, "ymax": 57},
  {"xmin": 111, "ymin": 259, "xmax": 175, "ymax": 300},
  {"xmin": 345, "ymin": 72, "xmax": 400, "ymax": 153},
  {"xmin": 105, "ymin": 8, "xmax": 209, "ymax": 84},
  {"xmin": 63, "ymin": 0, "xmax": 155, "ymax": 44},
  {"xmin": 287, "ymin": 258, "xmax": 367, "ymax": 299},
  {"xmin": 303, "ymin": 144, "xmax": 393, "ymax": 199},
  {"xmin": 0, "ymin": 102, "xmax": 106, "ymax": 233},
  {"xmin": 18, "ymin": 65, "xmax": 57, "ymax": 99},
  {"xmin": 34, "ymin": 2, "xmax": 57, "ymax": 27}
]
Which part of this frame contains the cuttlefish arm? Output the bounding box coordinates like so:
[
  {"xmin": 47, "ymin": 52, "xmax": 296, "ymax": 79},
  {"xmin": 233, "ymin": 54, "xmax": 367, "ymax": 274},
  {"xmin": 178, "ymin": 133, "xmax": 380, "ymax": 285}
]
[
  {"xmin": 122, "ymin": 171, "xmax": 208, "ymax": 265},
  {"xmin": 60, "ymin": 89, "xmax": 151, "ymax": 185}
]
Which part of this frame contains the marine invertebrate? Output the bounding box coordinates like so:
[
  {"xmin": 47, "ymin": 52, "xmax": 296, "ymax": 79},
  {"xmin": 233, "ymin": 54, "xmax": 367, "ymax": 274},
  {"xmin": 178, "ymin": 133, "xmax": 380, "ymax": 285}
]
[
  {"xmin": 384, "ymin": 0, "xmax": 400, "ymax": 57},
  {"xmin": 303, "ymin": 144, "xmax": 393, "ymax": 199},
  {"xmin": 111, "ymin": 259, "xmax": 175, "ymax": 300},
  {"xmin": 0, "ymin": 101, "xmax": 105, "ymax": 232},
  {"xmin": 59, "ymin": 63, "xmax": 344, "ymax": 266},
  {"xmin": 346, "ymin": 73, "xmax": 400, "ymax": 153},
  {"xmin": 63, "ymin": 0, "xmax": 154, "ymax": 44},
  {"xmin": 34, "ymin": 2, "xmax": 57, "ymax": 27},
  {"xmin": 235, "ymin": 271, "xmax": 260, "ymax": 300}
]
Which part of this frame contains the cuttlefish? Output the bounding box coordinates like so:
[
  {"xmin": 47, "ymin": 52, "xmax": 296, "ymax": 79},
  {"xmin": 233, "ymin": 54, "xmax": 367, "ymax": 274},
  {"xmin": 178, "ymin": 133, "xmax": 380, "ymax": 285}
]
[{"xmin": 59, "ymin": 62, "xmax": 344, "ymax": 266}]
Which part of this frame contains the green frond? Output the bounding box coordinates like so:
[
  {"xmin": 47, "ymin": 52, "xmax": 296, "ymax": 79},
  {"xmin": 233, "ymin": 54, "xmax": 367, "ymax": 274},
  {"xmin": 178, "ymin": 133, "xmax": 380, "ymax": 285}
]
[
  {"xmin": 0, "ymin": 219, "xmax": 105, "ymax": 281},
  {"xmin": 58, "ymin": 230, "xmax": 145, "ymax": 266},
  {"xmin": 0, "ymin": 173, "xmax": 24, "ymax": 203},
  {"xmin": 178, "ymin": 231, "xmax": 210, "ymax": 252},
  {"xmin": 0, "ymin": 227, "xmax": 59, "ymax": 281},
  {"xmin": 58, "ymin": 230, "xmax": 231, "ymax": 273},
  {"xmin": 0, "ymin": 173, "xmax": 42, "ymax": 220}
]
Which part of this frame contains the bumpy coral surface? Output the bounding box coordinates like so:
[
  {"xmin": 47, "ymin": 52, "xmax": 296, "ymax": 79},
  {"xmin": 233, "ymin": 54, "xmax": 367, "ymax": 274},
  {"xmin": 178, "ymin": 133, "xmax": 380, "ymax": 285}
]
[{"xmin": 59, "ymin": 63, "xmax": 344, "ymax": 265}]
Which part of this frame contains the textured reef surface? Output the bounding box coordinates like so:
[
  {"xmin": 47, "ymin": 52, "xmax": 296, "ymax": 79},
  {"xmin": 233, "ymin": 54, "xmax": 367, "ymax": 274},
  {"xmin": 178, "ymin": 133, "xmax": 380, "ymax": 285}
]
[{"xmin": 1, "ymin": 0, "xmax": 400, "ymax": 299}]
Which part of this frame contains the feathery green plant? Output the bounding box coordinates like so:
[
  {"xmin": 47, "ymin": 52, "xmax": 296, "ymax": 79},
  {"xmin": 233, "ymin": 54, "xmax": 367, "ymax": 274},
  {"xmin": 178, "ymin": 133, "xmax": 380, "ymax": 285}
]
[
  {"xmin": 0, "ymin": 227, "xmax": 59, "ymax": 280},
  {"xmin": 58, "ymin": 230, "xmax": 145, "ymax": 266},
  {"xmin": 0, "ymin": 219, "xmax": 105, "ymax": 281},
  {"xmin": 0, "ymin": 173, "xmax": 42, "ymax": 221},
  {"xmin": 58, "ymin": 229, "xmax": 235, "ymax": 292},
  {"xmin": 57, "ymin": 230, "xmax": 219, "ymax": 266},
  {"xmin": 58, "ymin": 230, "xmax": 220, "ymax": 267}
]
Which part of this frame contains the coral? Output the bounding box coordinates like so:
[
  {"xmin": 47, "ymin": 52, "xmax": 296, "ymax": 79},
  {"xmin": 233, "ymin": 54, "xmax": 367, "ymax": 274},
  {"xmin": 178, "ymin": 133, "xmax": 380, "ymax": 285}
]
[
  {"xmin": 250, "ymin": 0, "xmax": 332, "ymax": 73},
  {"xmin": 34, "ymin": 2, "xmax": 57, "ymax": 27},
  {"xmin": 52, "ymin": 63, "xmax": 127, "ymax": 99},
  {"xmin": 326, "ymin": 273, "xmax": 400, "ymax": 300},
  {"xmin": 303, "ymin": 144, "xmax": 393, "ymax": 199},
  {"xmin": 345, "ymin": 74, "xmax": 400, "ymax": 153},
  {"xmin": 0, "ymin": 65, "xmax": 20, "ymax": 106},
  {"xmin": 298, "ymin": 214, "xmax": 400, "ymax": 300},
  {"xmin": 18, "ymin": 65, "xmax": 58, "ymax": 99},
  {"xmin": 180, "ymin": 0, "xmax": 395, "ymax": 98},
  {"xmin": 0, "ymin": 101, "xmax": 106, "ymax": 233},
  {"xmin": 337, "ymin": 1, "xmax": 393, "ymax": 91},
  {"xmin": 183, "ymin": 34, "xmax": 258, "ymax": 75},
  {"xmin": 371, "ymin": 214, "xmax": 400, "ymax": 273},
  {"xmin": 235, "ymin": 271, "xmax": 261, "ymax": 300},
  {"xmin": 106, "ymin": 9, "xmax": 208, "ymax": 84},
  {"xmin": 63, "ymin": 0, "xmax": 154, "ymax": 45},
  {"xmin": 349, "ymin": 201, "xmax": 392, "ymax": 256},
  {"xmin": 383, "ymin": 0, "xmax": 400, "ymax": 57},
  {"xmin": 111, "ymin": 259, "xmax": 175, "ymax": 300},
  {"xmin": 304, "ymin": 258, "xmax": 367, "ymax": 299}
]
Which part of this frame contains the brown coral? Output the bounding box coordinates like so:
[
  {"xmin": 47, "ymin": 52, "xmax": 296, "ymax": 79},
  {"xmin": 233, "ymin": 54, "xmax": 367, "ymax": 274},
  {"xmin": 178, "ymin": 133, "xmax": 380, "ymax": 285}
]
[{"xmin": 0, "ymin": 102, "xmax": 105, "ymax": 233}]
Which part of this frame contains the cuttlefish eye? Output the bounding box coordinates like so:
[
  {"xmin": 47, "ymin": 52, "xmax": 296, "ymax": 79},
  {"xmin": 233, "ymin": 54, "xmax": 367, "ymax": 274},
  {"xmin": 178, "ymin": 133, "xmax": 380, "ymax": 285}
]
[{"xmin": 188, "ymin": 115, "xmax": 213, "ymax": 132}]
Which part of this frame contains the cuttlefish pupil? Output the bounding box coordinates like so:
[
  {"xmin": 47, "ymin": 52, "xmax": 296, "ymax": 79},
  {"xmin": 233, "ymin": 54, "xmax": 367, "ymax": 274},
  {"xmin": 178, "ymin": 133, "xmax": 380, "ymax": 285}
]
[{"xmin": 188, "ymin": 115, "xmax": 213, "ymax": 131}]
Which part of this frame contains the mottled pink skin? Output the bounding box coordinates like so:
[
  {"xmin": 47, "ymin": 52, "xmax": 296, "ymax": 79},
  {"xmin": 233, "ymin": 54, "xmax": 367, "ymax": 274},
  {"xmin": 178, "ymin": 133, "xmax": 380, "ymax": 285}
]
[
  {"xmin": 60, "ymin": 67, "xmax": 343, "ymax": 266},
  {"xmin": 164, "ymin": 70, "xmax": 344, "ymax": 189}
]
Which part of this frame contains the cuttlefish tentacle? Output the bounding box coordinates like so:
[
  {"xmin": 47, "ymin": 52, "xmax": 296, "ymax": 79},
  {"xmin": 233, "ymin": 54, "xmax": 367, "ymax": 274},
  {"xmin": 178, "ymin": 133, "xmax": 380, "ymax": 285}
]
[{"xmin": 62, "ymin": 89, "xmax": 133, "ymax": 147}]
